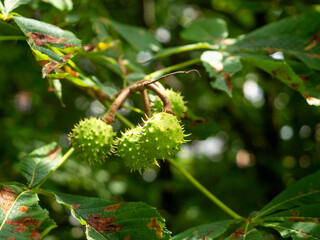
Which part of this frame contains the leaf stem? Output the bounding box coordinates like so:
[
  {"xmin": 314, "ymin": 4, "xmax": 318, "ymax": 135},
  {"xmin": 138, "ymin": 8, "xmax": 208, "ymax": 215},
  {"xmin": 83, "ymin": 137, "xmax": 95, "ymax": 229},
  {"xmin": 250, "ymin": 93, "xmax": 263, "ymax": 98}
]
[
  {"xmin": 167, "ymin": 158, "xmax": 245, "ymax": 220},
  {"xmin": 0, "ymin": 35, "xmax": 25, "ymax": 41},
  {"xmin": 145, "ymin": 58, "xmax": 201, "ymax": 80},
  {"xmin": 34, "ymin": 147, "xmax": 74, "ymax": 189}
]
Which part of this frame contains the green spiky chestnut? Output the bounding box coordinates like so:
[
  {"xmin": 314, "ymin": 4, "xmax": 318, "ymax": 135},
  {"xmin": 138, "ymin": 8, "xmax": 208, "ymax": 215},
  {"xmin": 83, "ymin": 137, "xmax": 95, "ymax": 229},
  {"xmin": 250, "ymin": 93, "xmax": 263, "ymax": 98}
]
[
  {"xmin": 151, "ymin": 89, "xmax": 187, "ymax": 118},
  {"xmin": 140, "ymin": 112, "xmax": 185, "ymax": 160},
  {"xmin": 116, "ymin": 127, "xmax": 158, "ymax": 172},
  {"xmin": 69, "ymin": 117, "xmax": 114, "ymax": 165}
]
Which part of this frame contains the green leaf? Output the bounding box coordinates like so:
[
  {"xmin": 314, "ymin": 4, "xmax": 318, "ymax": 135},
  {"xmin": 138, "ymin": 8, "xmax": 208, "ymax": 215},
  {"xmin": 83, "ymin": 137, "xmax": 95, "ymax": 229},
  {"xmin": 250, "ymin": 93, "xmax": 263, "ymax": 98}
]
[
  {"xmin": 262, "ymin": 222, "xmax": 320, "ymax": 240},
  {"xmin": 48, "ymin": 79, "xmax": 65, "ymax": 107},
  {"xmin": 241, "ymin": 54, "xmax": 307, "ymax": 97},
  {"xmin": 230, "ymin": 12, "xmax": 320, "ymax": 70},
  {"xmin": 0, "ymin": 184, "xmax": 56, "ymax": 239},
  {"xmin": 172, "ymin": 220, "xmax": 241, "ymax": 240},
  {"xmin": 18, "ymin": 142, "xmax": 62, "ymax": 188},
  {"xmin": 54, "ymin": 192, "xmax": 171, "ymax": 240},
  {"xmin": 254, "ymin": 170, "xmax": 320, "ymax": 220},
  {"xmin": 42, "ymin": 0, "xmax": 73, "ymax": 11},
  {"xmin": 108, "ymin": 19, "xmax": 161, "ymax": 52},
  {"xmin": 4, "ymin": 0, "xmax": 31, "ymax": 13},
  {"xmin": 225, "ymin": 227, "xmax": 265, "ymax": 240},
  {"xmin": 13, "ymin": 16, "xmax": 81, "ymax": 78},
  {"xmin": 181, "ymin": 18, "xmax": 228, "ymax": 44},
  {"xmin": 148, "ymin": 42, "xmax": 216, "ymax": 62},
  {"xmin": 201, "ymin": 51, "xmax": 242, "ymax": 97}
]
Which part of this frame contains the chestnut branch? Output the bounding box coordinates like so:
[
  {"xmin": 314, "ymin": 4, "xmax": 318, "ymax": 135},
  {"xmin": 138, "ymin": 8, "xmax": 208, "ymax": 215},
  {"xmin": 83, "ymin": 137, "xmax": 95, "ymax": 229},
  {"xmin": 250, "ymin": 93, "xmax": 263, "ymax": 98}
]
[{"xmin": 103, "ymin": 69, "xmax": 199, "ymax": 125}]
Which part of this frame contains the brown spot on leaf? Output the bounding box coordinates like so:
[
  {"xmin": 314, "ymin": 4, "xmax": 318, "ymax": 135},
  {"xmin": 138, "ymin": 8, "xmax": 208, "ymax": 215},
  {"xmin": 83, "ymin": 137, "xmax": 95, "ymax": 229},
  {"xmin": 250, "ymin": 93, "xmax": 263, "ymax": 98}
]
[
  {"xmin": 193, "ymin": 230, "xmax": 198, "ymax": 235},
  {"xmin": 288, "ymin": 217, "xmax": 307, "ymax": 222},
  {"xmin": 299, "ymin": 75, "xmax": 309, "ymax": 82},
  {"xmin": 0, "ymin": 186, "xmax": 18, "ymax": 213},
  {"xmin": 44, "ymin": 61, "xmax": 60, "ymax": 76},
  {"xmin": 28, "ymin": 32, "xmax": 68, "ymax": 47},
  {"xmin": 312, "ymin": 218, "xmax": 320, "ymax": 224},
  {"xmin": 300, "ymin": 234, "xmax": 309, "ymax": 239},
  {"xmin": 9, "ymin": 237, "xmax": 15, "ymax": 240},
  {"xmin": 18, "ymin": 206, "xmax": 29, "ymax": 213},
  {"xmin": 304, "ymin": 32, "xmax": 320, "ymax": 51},
  {"xmin": 292, "ymin": 211, "xmax": 300, "ymax": 217},
  {"xmin": 307, "ymin": 53, "xmax": 320, "ymax": 59},
  {"xmin": 224, "ymin": 73, "xmax": 232, "ymax": 92},
  {"xmin": 147, "ymin": 217, "xmax": 163, "ymax": 238},
  {"xmin": 124, "ymin": 236, "xmax": 131, "ymax": 240},
  {"xmin": 44, "ymin": 146, "xmax": 61, "ymax": 162},
  {"xmin": 71, "ymin": 204, "xmax": 80, "ymax": 210},
  {"xmin": 87, "ymin": 214, "xmax": 123, "ymax": 233},
  {"xmin": 38, "ymin": 60, "xmax": 50, "ymax": 68},
  {"xmin": 65, "ymin": 43, "xmax": 75, "ymax": 48},
  {"xmin": 62, "ymin": 54, "xmax": 72, "ymax": 63},
  {"xmin": 6, "ymin": 215, "xmax": 41, "ymax": 238},
  {"xmin": 201, "ymin": 230, "xmax": 214, "ymax": 240},
  {"xmin": 104, "ymin": 203, "xmax": 121, "ymax": 213},
  {"xmin": 228, "ymin": 228, "xmax": 245, "ymax": 239}
]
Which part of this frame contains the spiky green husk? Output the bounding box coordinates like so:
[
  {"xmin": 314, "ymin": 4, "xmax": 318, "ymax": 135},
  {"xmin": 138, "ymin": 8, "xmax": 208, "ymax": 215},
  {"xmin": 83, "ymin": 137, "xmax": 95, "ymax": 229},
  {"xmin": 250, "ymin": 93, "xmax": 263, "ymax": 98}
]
[
  {"xmin": 140, "ymin": 112, "xmax": 185, "ymax": 159},
  {"xmin": 116, "ymin": 127, "xmax": 158, "ymax": 172},
  {"xmin": 151, "ymin": 89, "xmax": 187, "ymax": 118},
  {"xmin": 69, "ymin": 117, "xmax": 114, "ymax": 165}
]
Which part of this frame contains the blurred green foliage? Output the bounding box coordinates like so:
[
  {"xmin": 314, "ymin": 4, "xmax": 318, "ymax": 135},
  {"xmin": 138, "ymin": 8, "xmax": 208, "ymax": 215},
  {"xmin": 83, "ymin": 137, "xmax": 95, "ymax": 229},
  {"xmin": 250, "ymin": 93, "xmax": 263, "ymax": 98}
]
[{"xmin": 1, "ymin": 0, "xmax": 320, "ymax": 239}]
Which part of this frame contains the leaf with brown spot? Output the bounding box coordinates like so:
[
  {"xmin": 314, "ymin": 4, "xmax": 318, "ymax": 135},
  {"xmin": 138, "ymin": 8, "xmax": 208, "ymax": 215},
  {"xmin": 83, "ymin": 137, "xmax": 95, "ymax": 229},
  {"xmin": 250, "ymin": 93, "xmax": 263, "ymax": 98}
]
[
  {"xmin": 0, "ymin": 184, "xmax": 56, "ymax": 239},
  {"xmin": 304, "ymin": 32, "xmax": 320, "ymax": 51},
  {"xmin": 147, "ymin": 217, "xmax": 163, "ymax": 238},
  {"xmin": 13, "ymin": 16, "xmax": 81, "ymax": 78},
  {"xmin": 55, "ymin": 192, "xmax": 171, "ymax": 240},
  {"xmin": 18, "ymin": 206, "xmax": 28, "ymax": 213},
  {"xmin": 172, "ymin": 220, "xmax": 242, "ymax": 240},
  {"xmin": 0, "ymin": 186, "xmax": 18, "ymax": 214},
  {"xmin": 28, "ymin": 32, "xmax": 68, "ymax": 47},
  {"xmin": 19, "ymin": 142, "xmax": 63, "ymax": 188}
]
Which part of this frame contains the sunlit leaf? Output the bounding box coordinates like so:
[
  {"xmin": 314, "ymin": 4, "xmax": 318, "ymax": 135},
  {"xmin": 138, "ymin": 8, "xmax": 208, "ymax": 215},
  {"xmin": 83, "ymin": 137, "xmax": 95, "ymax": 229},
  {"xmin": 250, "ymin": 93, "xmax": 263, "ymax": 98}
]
[
  {"xmin": 13, "ymin": 16, "xmax": 81, "ymax": 78},
  {"xmin": 4, "ymin": 0, "xmax": 31, "ymax": 13},
  {"xmin": 0, "ymin": 184, "xmax": 56, "ymax": 239},
  {"xmin": 18, "ymin": 142, "xmax": 62, "ymax": 188},
  {"xmin": 201, "ymin": 51, "xmax": 242, "ymax": 97},
  {"xmin": 172, "ymin": 220, "xmax": 241, "ymax": 240},
  {"xmin": 181, "ymin": 18, "xmax": 228, "ymax": 44},
  {"xmin": 42, "ymin": 0, "xmax": 73, "ymax": 11},
  {"xmin": 230, "ymin": 11, "xmax": 320, "ymax": 70},
  {"xmin": 54, "ymin": 192, "xmax": 171, "ymax": 240}
]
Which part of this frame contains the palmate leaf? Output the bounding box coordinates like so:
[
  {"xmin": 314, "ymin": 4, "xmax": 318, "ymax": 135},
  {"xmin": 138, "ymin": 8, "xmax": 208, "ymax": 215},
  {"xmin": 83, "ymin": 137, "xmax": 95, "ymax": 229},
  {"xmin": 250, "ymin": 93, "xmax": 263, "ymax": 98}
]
[
  {"xmin": 201, "ymin": 50, "xmax": 242, "ymax": 97},
  {"xmin": 181, "ymin": 18, "xmax": 228, "ymax": 44},
  {"xmin": 54, "ymin": 192, "xmax": 171, "ymax": 240},
  {"xmin": 13, "ymin": 16, "xmax": 81, "ymax": 78},
  {"xmin": 172, "ymin": 220, "xmax": 242, "ymax": 240},
  {"xmin": 229, "ymin": 11, "xmax": 320, "ymax": 70},
  {"xmin": 0, "ymin": 184, "xmax": 56, "ymax": 239},
  {"xmin": 18, "ymin": 142, "xmax": 63, "ymax": 188}
]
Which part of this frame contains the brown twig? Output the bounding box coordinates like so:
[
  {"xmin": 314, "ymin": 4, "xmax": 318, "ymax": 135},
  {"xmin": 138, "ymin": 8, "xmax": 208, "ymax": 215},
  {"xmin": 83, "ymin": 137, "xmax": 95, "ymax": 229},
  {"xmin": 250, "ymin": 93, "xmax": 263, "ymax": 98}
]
[
  {"xmin": 146, "ymin": 84, "xmax": 172, "ymax": 113},
  {"xmin": 103, "ymin": 69, "xmax": 198, "ymax": 124},
  {"xmin": 141, "ymin": 89, "xmax": 151, "ymax": 120},
  {"xmin": 145, "ymin": 69, "xmax": 200, "ymax": 86},
  {"xmin": 103, "ymin": 88, "xmax": 131, "ymax": 124}
]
